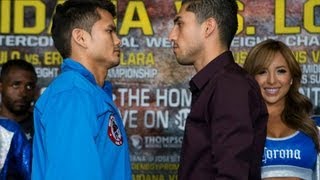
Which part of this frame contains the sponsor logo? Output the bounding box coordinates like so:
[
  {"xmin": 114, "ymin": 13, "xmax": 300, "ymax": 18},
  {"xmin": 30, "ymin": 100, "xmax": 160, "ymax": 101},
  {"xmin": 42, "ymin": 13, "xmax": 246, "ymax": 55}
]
[
  {"xmin": 130, "ymin": 135, "xmax": 143, "ymax": 149},
  {"xmin": 174, "ymin": 108, "xmax": 190, "ymax": 130},
  {"xmin": 130, "ymin": 135, "xmax": 183, "ymax": 149}
]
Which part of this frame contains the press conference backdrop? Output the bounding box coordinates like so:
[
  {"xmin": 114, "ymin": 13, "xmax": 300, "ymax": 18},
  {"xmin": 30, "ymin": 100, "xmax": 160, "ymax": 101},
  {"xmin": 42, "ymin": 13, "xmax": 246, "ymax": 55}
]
[{"xmin": 0, "ymin": 0, "xmax": 319, "ymax": 179}]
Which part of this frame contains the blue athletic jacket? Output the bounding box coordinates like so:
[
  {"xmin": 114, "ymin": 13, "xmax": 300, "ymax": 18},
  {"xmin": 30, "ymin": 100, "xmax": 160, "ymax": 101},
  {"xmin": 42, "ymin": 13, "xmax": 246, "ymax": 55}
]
[
  {"xmin": 32, "ymin": 59, "xmax": 131, "ymax": 180},
  {"xmin": 0, "ymin": 118, "xmax": 32, "ymax": 180}
]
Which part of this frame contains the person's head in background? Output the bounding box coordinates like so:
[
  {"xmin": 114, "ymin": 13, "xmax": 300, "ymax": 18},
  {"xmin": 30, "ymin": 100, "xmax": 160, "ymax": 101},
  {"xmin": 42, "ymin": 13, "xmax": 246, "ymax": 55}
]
[
  {"xmin": 51, "ymin": 0, "xmax": 121, "ymax": 72},
  {"xmin": 0, "ymin": 59, "xmax": 37, "ymax": 122},
  {"xmin": 243, "ymin": 39, "xmax": 319, "ymax": 151},
  {"xmin": 168, "ymin": 0, "xmax": 238, "ymax": 71}
]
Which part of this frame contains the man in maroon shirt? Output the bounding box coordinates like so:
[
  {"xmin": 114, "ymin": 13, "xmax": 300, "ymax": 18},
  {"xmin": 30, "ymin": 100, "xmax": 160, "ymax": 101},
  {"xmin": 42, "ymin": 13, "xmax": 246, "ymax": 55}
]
[{"xmin": 169, "ymin": 0, "xmax": 268, "ymax": 179}]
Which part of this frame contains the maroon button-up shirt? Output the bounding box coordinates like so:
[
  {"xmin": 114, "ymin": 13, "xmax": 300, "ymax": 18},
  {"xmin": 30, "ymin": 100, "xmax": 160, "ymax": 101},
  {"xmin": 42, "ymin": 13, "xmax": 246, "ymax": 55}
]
[{"xmin": 178, "ymin": 51, "xmax": 268, "ymax": 180}]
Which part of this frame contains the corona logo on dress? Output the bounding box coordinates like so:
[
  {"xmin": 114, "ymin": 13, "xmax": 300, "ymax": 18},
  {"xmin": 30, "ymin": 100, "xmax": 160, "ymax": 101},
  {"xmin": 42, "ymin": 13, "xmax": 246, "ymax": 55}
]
[{"xmin": 108, "ymin": 114, "xmax": 123, "ymax": 146}]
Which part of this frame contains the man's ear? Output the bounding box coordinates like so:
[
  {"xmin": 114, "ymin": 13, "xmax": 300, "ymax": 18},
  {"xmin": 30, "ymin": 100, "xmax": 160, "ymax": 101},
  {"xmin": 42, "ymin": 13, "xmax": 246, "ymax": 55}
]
[
  {"xmin": 71, "ymin": 28, "xmax": 88, "ymax": 48},
  {"xmin": 204, "ymin": 17, "xmax": 216, "ymax": 37}
]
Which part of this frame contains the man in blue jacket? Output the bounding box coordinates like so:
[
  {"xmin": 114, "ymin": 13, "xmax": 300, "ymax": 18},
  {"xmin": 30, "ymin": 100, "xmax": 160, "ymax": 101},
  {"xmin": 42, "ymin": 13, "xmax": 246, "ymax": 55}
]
[{"xmin": 31, "ymin": 0, "xmax": 131, "ymax": 179}]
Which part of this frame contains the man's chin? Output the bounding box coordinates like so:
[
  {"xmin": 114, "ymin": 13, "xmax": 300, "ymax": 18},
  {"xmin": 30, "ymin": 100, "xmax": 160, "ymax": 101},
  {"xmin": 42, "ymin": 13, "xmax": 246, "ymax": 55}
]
[
  {"xmin": 13, "ymin": 107, "xmax": 30, "ymax": 115},
  {"xmin": 110, "ymin": 60, "xmax": 120, "ymax": 68},
  {"xmin": 176, "ymin": 57, "xmax": 192, "ymax": 66}
]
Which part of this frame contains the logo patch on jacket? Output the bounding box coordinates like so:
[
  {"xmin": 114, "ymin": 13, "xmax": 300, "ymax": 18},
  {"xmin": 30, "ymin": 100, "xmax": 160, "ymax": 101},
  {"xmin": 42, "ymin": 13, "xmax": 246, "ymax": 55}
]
[{"xmin": 108, "ymin": 114, "xmax": 123, "ymax": 146}]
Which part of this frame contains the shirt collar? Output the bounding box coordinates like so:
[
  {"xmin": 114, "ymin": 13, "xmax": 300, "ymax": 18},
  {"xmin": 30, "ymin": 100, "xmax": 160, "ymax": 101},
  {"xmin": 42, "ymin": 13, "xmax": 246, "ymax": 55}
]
[
  {"xmin": 61, "ymin": 58, "xmax": 113, "ymax": 94},
  {"xmin": 61, "ymin": 58, "xmax": 96, "ymax": 83},
  {"xmin": 190, "ymin": 51, "xmax": 234, "ymax": 92}
]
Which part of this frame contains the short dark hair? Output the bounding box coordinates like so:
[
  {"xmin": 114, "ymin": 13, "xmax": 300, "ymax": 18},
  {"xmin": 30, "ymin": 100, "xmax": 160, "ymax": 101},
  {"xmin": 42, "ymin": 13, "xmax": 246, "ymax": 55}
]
[
  {"xmin": 182, "ymin": 0, "xmax": 238, "ymax": 48},
  {"xmin": 0, "ymin": 59, "xmax": 37, "ymax": 82},
  {"xmin": 51, "ymin": 0, "xmax": 116, "ymax": 58}
]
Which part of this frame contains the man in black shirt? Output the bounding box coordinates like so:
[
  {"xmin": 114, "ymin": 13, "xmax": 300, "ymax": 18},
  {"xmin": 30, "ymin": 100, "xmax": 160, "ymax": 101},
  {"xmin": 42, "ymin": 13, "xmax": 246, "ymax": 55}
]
[{"xmin": 169, "ymin": 0, "xmax": 268, "ymax": 179}]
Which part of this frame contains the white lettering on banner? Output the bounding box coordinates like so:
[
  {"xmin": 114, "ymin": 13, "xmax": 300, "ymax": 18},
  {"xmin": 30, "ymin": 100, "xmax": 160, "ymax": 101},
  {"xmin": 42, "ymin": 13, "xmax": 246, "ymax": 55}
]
[
  {"xmin": 122, "ymin": 109, "xmax": 189, "ymax": 130},
  {"xmin": 156, "ymin": 89, "xmax": 191, "ymax": 107},
  {"xmin": 122, "ymin": 110, "xmax": 138, "ymax": 128},
  {"xmin": 301, "ymin": 74, "xmax": 308, "ymax": 84},
  {"xmin": 108, "ymin": 67, "xmax": 158, "ymax": 79},
  {"xmin": 144, "ymin": 136, "xmax": 183, "ymax": 144},
  {"xmin": 231, "ymin": 36, "xmax": 278, "ymax": 47},
  {"xmin": 309, "ymin": 74, "xmax": 320, "ymax": 84},
  {"xmin": 145, "ymin": 37, "xmax": 172, "ymax": 48},
  {"xmin": 300, "ymin": 87, "xmax": 320, "ymax": 107},
  {"xmin": 35, "ymin": 67, "xmax": 59, "ymax": 78},
  {"xmin": 231, "ymin": 35, "xmax": 320, "ymax": 48},
  {"xmin": 121, "ymin": 37, "xmax": 139, "ymax": 48},
  {"xmin": 262, "ymin": 147, "xmax": 301, "ymax": 164},
  {"xmin": 118, "ymin": 88, "xmax": 150, "ymax": 107},
  {"xmin": 131, "ymin": 155, "xmax": 148, "ymax": 162},
  {"xmin": 144, "ymin": 110, "xmax": 168, "ymax": 128},
  {"xmin": 285, "ymin": 35, "xmax": 320, "ymax": 46},
  {"xmin": 0, "ymin": 35, "xmax": 54, "ymax": 47},
  {"xmin": 116, "ymin": 88, "xmax": 191, "ymax": 108},
  {"xmin": 117, "ymin": 88, "xmax": 191, "ymax": 130},
  {"xmin": 144, "ymin": 136, "xmax": 183, "ymax": 149},
  {"xmin": 302, "ymin": 64, "xmax": 320, "ymax": 74}
]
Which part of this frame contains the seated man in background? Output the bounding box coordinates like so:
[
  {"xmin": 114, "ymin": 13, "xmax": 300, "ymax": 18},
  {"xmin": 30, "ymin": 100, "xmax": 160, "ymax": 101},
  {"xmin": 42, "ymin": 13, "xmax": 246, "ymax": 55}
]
[{"xmin": 0, "ymin": 59, "xmax": 38, "ymax": 141}]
